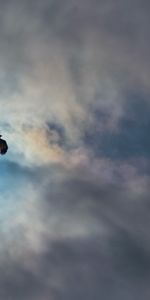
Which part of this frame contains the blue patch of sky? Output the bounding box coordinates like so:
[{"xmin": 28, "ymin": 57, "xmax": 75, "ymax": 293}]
[
  {"xmin": 84, "ymin": 92, "xmax": 150, "ymax": 160},
  {"xmin": 0, "ymin": 162, "xmax": 30, "ymax": 199},
  {"xmin": 0, "ymin": 161, "xmax": 34, "ymax": 216}
]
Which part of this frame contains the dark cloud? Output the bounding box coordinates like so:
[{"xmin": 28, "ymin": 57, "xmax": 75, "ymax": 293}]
[
  {"xmin": 84, "ymin": 91, "xmax": 150, "ymax": 159},
  {"xmin": 1, "ymin": 233, "xmax": 150, "ymax": 300}
]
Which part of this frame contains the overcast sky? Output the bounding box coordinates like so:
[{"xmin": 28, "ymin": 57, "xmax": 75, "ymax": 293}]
[{"xmin": 0, "ymin": 0, "xmax": 150, "ymax": 299}]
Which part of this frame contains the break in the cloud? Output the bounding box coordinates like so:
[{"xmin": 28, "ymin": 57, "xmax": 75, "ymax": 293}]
[{"xmin": 0, "ymin": 0, "xmax": 150, "ymax": 299}]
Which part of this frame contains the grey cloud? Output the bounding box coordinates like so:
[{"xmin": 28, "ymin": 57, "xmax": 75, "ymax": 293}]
[
  {"xmin": 0, "ymin": 159, "xmax": 150, "ymax": 299},
  {"xmin": 0, "ymin": 0, "xmax": 149, "ymax": 130},
  {"xmin": 0, "ymin": 0, "xmax": 149, "ymax": 299},
  {"xmin": 0, "ymin": 0, "xmax": 148, "ymax": 165},
  {"xmin": 0, "ymin": 234, "xmax": 150, "ymax": 300}
]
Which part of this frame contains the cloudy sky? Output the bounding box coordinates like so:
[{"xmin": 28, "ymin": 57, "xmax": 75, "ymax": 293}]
[{"xmin": 0, "ymin": 0, "xmax": 150, "ymax": 299}]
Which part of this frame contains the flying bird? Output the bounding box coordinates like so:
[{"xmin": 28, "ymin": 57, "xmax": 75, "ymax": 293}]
[{"xmin": 0, "ymin": 135, "xmax": 8, "ymax": 155}]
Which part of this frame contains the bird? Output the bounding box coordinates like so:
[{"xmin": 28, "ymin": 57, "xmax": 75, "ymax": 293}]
[{"xmin": 0, "ymin": 135, "xmax": 8, "ymax": 155}]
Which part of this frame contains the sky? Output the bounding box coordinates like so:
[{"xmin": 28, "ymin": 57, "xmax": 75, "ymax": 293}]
[{"xmin": 0, "ymin": 0, "xmax": 150, "ymax": 299}]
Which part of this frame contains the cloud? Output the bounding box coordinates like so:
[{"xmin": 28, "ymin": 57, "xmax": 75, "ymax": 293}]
[
  {"xmin": 0, "ymin": 157, "xmax": 150, "ymax": 299},
  {"xmin": 0, "ymin": 0, "xmax": 149, "ymax": 299},
  {"xmin": 0, "ymin": 0, "xmax": 150, "ymax": 166}
]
